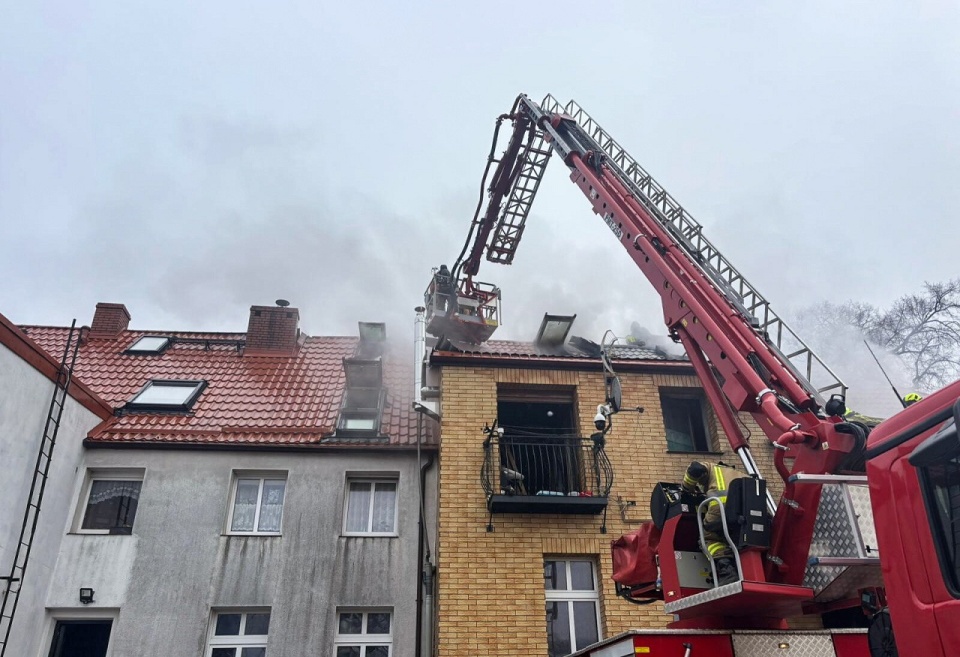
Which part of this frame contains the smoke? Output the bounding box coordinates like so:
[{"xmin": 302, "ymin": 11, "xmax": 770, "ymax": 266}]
[
  {"xmin": 790, "ymin": 303, "xmax": 914, "ymax": 418},
  {"xmin": 626, "ymin": 322, "xmax": 687, "ymax": 358}
]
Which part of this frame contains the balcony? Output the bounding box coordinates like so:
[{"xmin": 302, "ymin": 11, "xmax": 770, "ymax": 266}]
[{"xmin": 481, "ymin": 433, "xmax": 613, "ymax": 516}]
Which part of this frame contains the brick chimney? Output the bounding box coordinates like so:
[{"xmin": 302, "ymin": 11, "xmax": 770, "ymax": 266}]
[
  {"xmin": 89, "ymin": 302, "xmax": 131, "ymax": 339},
  {"xmin": 245, "ymin": 302, "xmax": 300, "ymax": 356}
]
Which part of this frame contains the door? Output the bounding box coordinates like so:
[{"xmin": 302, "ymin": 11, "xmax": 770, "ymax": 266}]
[{"xmin": 47, "ymin": 620, "xmax": 112, "ymax": 657}]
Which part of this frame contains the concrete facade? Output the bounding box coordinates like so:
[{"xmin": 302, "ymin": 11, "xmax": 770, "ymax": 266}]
[
  {"xmin": 432, "ymin": 360, "xmax": 789, "ymax": 657},
  {"xmin": 0, "ymin": 341, "xmax": 106, "ymax": 657},
  {"xmin": 38, "ymin": 446, "xmax": 436, "ymax": 656}
]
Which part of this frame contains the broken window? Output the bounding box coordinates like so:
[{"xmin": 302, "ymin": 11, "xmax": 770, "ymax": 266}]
[
  {"xmin": 338, "ymin": 359, "xmax": 385, "ymax": 435},
  {"xmin": 496, "ymin": 386, "xmax": 583, "ymax": 496},
  {"xmin": 660, "ymin": 389, "xmax": 712, "ymax": 452}
]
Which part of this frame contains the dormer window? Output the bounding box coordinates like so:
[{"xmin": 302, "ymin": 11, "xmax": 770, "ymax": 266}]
[
  {"xmin": 125, "ymin": 336, "xmax": 171, "ymax": 355},
  {"xmin": 126, "ymin": 380, "xmax": 206, "ymax": 412},
  {"xmin": 338, "ymin": 359, "xmax": 384, "ymax": 435}
]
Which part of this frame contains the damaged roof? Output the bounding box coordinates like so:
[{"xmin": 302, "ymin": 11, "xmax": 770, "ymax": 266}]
[
  {"xmin": 432, "ymin": 335, "xmax": 688, "ymax": 364},
  {"xmin": 22, "ymin": 326, "xmax": 427, "ymax": 449}
]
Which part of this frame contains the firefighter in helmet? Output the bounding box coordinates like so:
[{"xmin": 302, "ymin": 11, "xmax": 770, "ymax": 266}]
[
  {"xmin": 681, "ymin": 460, "xmax": 748, "ymax": 586},
  {"xmin": 903, "ymin": 392, "xmax": 922, "ymax": 407}
]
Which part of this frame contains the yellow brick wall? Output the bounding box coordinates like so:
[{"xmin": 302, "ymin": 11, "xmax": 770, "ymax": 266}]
[{"xmin": 435, "ymin": 363, "xmax": 807, "ymax": 657}]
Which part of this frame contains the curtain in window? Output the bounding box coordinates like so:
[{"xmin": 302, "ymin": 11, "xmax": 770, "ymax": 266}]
[
  {"xmin": 371, "ymin": 483, "xmax": 397, "ymax": 533},
  {"xmin": 257, "ymin": 480, "xmax": 285, "ymax": 532},
  {"xmin": 346, "ymin": 483, "xmax": 372, "ymax": 532},
  {"xmin": 231, "ymin": 479, "xmax": 260, "ymax": 532},
  {"xmin": 87, "ymin": 480, "xmax": 141, "ymax": 504}
]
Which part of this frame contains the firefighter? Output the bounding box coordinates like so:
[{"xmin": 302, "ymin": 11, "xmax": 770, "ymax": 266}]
[
  {"xmin": 903, "ymin": 392, "xmax": 922, "ymax": 407},
  {"xmin": 681, "ymin": 460, "xmax": 748, "ymax": 586},
  {"xmin": 434, "ymin": 265, "xmax": 454, "ymax": 312}
]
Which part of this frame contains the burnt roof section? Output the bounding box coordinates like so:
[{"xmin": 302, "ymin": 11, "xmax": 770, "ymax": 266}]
[
  {"xmin": 22, "ymin": 325, "xmax": 431, "ymax": 449},
  {"xmin": 432, "ymin": 334, "xmax": 689, "ymax": 367}
]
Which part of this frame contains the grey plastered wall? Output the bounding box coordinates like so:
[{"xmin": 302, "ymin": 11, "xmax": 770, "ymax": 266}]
[
  {"xmin": 46, "ymin": 447, "xmax": 438, "ymax": 656},
  {"xmin": 0, "ymin": 343, "xmax": 104, "ymax": 657}
]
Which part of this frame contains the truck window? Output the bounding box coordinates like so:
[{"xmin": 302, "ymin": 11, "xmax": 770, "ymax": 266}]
[{"xmin": 919, "ymin": 452, "xmax": 960, "ymax": 597}]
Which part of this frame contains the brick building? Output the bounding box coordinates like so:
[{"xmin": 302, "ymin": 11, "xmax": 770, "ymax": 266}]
[{"xmin": 425, "ymin": 317, "xmax": 784, "ymax": 657}]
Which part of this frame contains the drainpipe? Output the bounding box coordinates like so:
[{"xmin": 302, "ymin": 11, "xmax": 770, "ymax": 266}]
[{"xmin": 413, "ymin": 306, "xmax": 437, "ymax": 657}]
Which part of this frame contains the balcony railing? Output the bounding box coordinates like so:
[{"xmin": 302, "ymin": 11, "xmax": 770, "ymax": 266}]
[{"xmin": 481, "ymin": 432, "xmax": 613, "ymax": 515}]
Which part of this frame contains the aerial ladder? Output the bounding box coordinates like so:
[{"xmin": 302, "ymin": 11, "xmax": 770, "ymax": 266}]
[{"xmin": 425, "ymin": 94, "xmax": 960, "ymax": 656}]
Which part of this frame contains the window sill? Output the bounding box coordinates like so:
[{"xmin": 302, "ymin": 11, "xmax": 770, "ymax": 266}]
[
  {"xmin": 341, "ymin": 532, "xmax": 399, "ymax": 538},
  {"xmin": 665, "ymin": 450, "xmax": 724, "ymax": 456},
  {"xmin": 223, "ymin": 532, "xmax": 283, "ymax": 537},
  {"xmin": 69, "ymin": 530, "xmax": 133, "ymax": 536}
]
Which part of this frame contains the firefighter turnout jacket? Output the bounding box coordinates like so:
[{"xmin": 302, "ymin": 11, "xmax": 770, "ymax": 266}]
[{"xmin": 681, "ymin": 461, "xmax": 747, "ymax": 559}]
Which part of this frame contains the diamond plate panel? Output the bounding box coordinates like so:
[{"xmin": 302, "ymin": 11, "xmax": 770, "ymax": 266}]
[
  {"xmin": 847, "ymin": 484, "xmax": 878, "ymax": 555},
  {"xmin": 803, "ymin": 484, "xmax": 876, "ymax": 594},
  {"xmin": 664, "ymin": 582, "xmax": 743, "ymax": 613},
  {"xmin": 732, "ymin": 633, "xmax": 834, "ymax": 657}
]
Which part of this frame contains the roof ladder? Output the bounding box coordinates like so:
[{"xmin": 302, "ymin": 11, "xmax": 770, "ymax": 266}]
[
  {"xmin": 486, "ymin": 130, "xmax": 553, "ymax": 265},
  {"xmin": 540, "ymin": 95, "xmax": 846, "ymax": 405},
  {"xmin": 0, "ymin": 321, "xmax": 81, "ymax": 656}
]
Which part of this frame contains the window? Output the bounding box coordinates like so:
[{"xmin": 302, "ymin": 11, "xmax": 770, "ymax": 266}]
[
  {"xmin": 919, "ymin": 452, "xmax": 960, "ymax": 596},
  {"xmin": 124, "ymin": 335, "xmax": 171, "ymax": 354},
  {"xmin": 660, "ymin": 389, "xmax": 712, "ymax": 452},
  {"xmin": 343, "ymin": 478, "xmax": 398, "ymax": 535},
  {"xmin": 497, "ymin": 386, "xmax": 581, "ymax": 495},
  {"xmin": 337, "ymin": 359, "xmax": 384, "ymax": 435},
  {"xmin": 78, "ymin": 470, "xmax": 143, "ymax": 535},
  {"xmin": 228, "ymin": 475, "xmax": 287, "ymax": 535},
  {"xmin": 207, "ymin": 610, "xmax": 270, "ymax": 657},
  {"xmin": 334, "ymin": 609, "xmax": 392, "ymax": 657},
  {"xmin": 48, "ymin": 620, "xmax": 112, "ymax": 657},
  {"xmin": 126, "ymin": 380, "xmax": 205, "ymax": 412},
  {"xmin": 544, "ymin": 559, "xmax": 601, "ymax": 657}
]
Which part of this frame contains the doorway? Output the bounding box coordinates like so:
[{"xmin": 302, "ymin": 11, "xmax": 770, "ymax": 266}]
[{"xmin": 47, "ymin": 620, "xmax": 112, "ymax": 657}]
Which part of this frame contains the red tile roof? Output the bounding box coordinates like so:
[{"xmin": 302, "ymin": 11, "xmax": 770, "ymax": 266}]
[{"xmin": 21, "ymin": 327, "xmax": 429, "ymax": 449}]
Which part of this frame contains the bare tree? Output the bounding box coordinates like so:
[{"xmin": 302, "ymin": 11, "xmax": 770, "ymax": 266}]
[{"xmin": 798, "ymin": 280, "xmax": 960, "ymax": 392}]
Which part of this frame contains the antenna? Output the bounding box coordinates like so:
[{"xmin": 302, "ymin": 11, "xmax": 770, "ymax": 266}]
[{"xmin": 863, "ymin": 340, "xmax": 908, "ymax": 409}]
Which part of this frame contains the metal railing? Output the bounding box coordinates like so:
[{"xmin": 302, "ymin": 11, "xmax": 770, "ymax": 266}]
[{"xmin": 481, "ymin": 432, "xmax": 613, "ymax": 499}]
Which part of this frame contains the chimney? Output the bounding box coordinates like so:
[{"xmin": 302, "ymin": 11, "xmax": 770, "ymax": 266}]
[
  {"xmin": 245, "ymin": 300, "xmax": 300, "ymax": 356},
  {"xmin": 89, "ymin": 302, "xmax": 131, "ymax": 338}
]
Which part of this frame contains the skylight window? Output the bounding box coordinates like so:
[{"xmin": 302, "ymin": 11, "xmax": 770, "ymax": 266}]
[
  {"xmin": 126, "ymin": 380, "xmax": 206, "ymax": 411},
  {"xmin": 125, "ymin": 336, "xmax": 171, "ymax": 354}
]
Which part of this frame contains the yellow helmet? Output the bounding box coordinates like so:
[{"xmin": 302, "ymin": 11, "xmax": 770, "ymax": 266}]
[{"xmin": 903, "ymin": 392, "xmax": 922, "ymax": 405}]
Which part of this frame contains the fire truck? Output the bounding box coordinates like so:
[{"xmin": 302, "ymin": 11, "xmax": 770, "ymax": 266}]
[{"xmin": 424, "ymin": 94, "xmax": 960, "ymax": 656}]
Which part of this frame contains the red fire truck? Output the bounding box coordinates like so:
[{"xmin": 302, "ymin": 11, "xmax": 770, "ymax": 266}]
[{"xmin": 425, "ymin": 94, "xmax": 960, "ymax": 656}]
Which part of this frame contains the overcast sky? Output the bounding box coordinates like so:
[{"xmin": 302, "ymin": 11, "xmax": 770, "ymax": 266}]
[{"xmin": 2, "ymin": 0, "xmax": 958, "ymax": 378}]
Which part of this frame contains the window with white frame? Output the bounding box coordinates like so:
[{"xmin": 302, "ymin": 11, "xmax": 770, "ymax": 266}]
[
  {"xmin": 206, "ymin": 609, "xmax": 270, "ymax": 657},
  {"xmin": 126, "ymin": 379, "xmax": 206, "ymax": 412},
  {"xmin": 77, "ymin": 469, "xmax": 144, "ymax": 535},
  {"xmin": 334, "ymin": 609, "xmax": 392, "ymax": 657},
  {"xmin": 544, "ymin": 559, "xmax": 601, "ymax": 657},
  {"xmin": 343, "ymin": 478, "xmax": 398, "ymax": 535},
  {"xmin": 228, "ymin": 474, "xmax": 287, "ymax": 535}
]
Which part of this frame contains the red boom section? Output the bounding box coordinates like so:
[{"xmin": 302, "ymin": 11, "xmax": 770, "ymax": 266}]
[{"xmin": 549, "ymin": 138, "xmax": 858, "ymax": 585}]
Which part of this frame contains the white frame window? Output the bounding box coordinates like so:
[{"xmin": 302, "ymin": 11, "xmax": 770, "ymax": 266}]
[
  {"xmin": 227, "ymin": 473, "xmax": 287, "ymax": 535},
  {"xmin": 334, "ymin": 608, "xmax": 392, "ymax": 657},
  {"xmin": 206, "ymin": 609, "xmax": 270, "ymax": 657},
  {"xmin": 544, "ymin": 559, "xmax": 602, "ymax": 657},
  {"xmin": 342, "ymin": 477, "xmax": 399, "ymax": 536},
  {"xmin": 126, "ymin": 379, "xmax": 206, "ymax": 411},
  {"xmin": 124, "ymin": 335, "xmax": 171, "ymax": 354},
  {"xmin": 75, "ymin": 469, "xmax": 145, "ymax": 535}
]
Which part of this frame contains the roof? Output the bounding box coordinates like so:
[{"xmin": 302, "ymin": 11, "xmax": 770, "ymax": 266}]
[
  {"xmin": 0, "ymin": 313, "xmax": 112, "ymax": 419},
  {"xmin": 431, "ymin": 335, "xmax": 689, "ymax": 368},
  {"xmin": 21, "ymin": 326, "xmax": 428, "ymax": 449}
]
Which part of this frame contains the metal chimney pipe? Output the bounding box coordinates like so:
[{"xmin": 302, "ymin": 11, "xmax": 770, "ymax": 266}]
[{"xmin": 414, "ymin": 306, "xmax": 426, "ymax": 404}]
